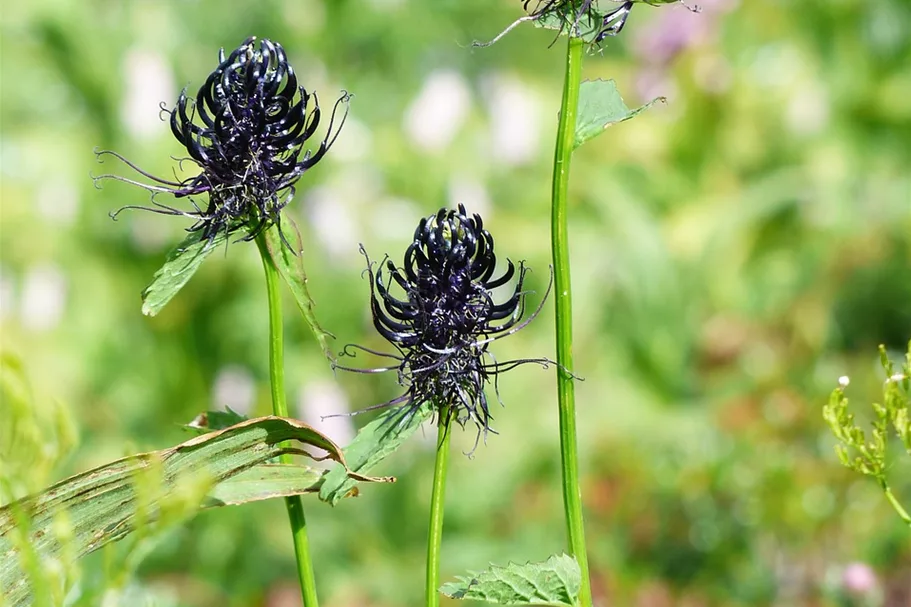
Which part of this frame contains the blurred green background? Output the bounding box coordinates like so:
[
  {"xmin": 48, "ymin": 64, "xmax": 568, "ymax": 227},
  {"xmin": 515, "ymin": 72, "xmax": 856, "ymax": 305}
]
[{"xmin": 2, "ymin": 0, "xmax": 910, "ymax": 605}]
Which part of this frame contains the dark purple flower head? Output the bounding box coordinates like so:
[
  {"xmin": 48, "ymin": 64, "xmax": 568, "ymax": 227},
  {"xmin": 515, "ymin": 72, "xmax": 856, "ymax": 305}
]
[
  {"xmin": 336, "ymin": 205, "xmax": 554, "ymax": 444},
  {"xmin": 96, "ymin": 36, "xmax": 349, "ymax": 245}
]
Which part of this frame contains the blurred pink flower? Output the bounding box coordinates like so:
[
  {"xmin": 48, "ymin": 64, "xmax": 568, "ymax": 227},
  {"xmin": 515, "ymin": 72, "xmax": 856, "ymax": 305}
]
[
  {"xmin": 632, "ymin": 0, "xmax": 736, "ymax": 98},
  {"xmin": 633, "ymin": 0, "xmax": 735, "ymax": 65},
  {"xmin": 842, "ymin": 562, "xmax": 878, "ymax": 595}
]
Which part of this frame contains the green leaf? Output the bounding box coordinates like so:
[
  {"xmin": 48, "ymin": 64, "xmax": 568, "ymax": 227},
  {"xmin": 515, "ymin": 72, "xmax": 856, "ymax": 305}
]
[
  {"xmin": 264, "ymin": 221, "xmax": 334, "ymax": 359},
  {"xmin": 0, "ymin": 416, "xmax": 379, "ymax": 606},
  {"xmin": 440, "ymin": 554, "xmax": 581, "ymax": 606},
  {"xmin": 141, "ymin": 231, "xmax": 227, "ymax": 316},
  {"xmin": 0, "ymin": 352, "xmax": 77, "ymax": 502},
  {"xmin": 574, "ymin": 79, "xmax": 664, "ymax": 150},
  {"xmin": 203, "ymin": 464, "xmax": 323, "ymax": 507},
  {"xmin": 319, "ymin": 402, "xmax": 433, "ymax": 506},
  {"xmin": 184, "ymin": 407, "xmax": 249, "ymax": 434}
]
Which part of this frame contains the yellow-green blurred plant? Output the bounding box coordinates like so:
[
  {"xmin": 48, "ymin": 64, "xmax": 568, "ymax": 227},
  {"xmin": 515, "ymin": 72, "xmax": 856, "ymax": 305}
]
[
  {"xmin": 1, "ymin": 414, "xmax": 370, "ymax": 606},
  {"xmin": 0, "ymin": 352, "xmax": 78, "ymax": 504},
  {"xmin": 824, "ymin": 341, "xmax": 911, "ymax": 525}
]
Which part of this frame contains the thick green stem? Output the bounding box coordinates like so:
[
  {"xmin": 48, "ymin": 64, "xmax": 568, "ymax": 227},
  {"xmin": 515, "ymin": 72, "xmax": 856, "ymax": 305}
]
[
  {"xmin": 550, "ymin": 34, "xmax": 592, "ymax": 607},
  {"xmin": 255, "ymin": 231, "xmax": 320, "ymax": 607},
  {"xmin": 425, "ymin": 407, "xmax": 453, "ymax": 607}
]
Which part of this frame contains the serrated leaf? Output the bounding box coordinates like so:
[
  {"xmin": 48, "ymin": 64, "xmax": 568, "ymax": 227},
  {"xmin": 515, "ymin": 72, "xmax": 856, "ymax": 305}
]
[
  {"xmin": 0, "ymin": 416, "xmax": 382, "ymax": 606},
  {"xmin": 574, "ymin": 79, "xmax": 664, "ymax": 149},
  {"xmin": 264, "ymin": 222, "xmax": 334, "ymax": 359},
  {"xmin": 440, "ymin": 554, "xmax": 581, "ymax": 606},
  {"xmin": 141, "ymin": 231, "xmax": 227, "ymax": 316},
  {"xmin": 319, "ymin": 403, "xmax": 433, "ymax": 506}
]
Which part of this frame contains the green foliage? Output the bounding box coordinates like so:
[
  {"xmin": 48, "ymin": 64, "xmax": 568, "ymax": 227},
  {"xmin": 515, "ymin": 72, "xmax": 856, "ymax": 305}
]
[
  {"xmin": 0, "ymin": 416, "xmax": 375, "ymax": 605},
  {"xmin": 440, "ymin": 554, "xmax": 581, "ymax": 606},
  {"xmin": 2, "ymin": 0, "xmax": 910, "ymax": 603},
  {"xmin": 574, "ymin": 80, "xmax": 664, "ymax": 149},
  {"xmin": 0, "ymin": 353, "xmax": 77, "ymax": 504},
  {"xmin": 140, "ymin": 231, "xmax": 227, "ymax": 317},
  {"xmin": 263, "ymin": 221, "xmax": 335, "ymax": 359},
  {"xmin": 184, "ymin": 407, "xmax": 249, "ymax": 434},
  {"xmin": 181, "ymin": 402, "xmax": 423, "ymax": 507},
  {"xmin": 203, "ymin": 464, "xmax": 324, "ymax": 507},
  {"xmin": 823, "ymin": 341, "xmax": 911, "ymax": 524},
  {"xmin": 319, "ymin": 403, "xmax": 433, "ymax": 506}
]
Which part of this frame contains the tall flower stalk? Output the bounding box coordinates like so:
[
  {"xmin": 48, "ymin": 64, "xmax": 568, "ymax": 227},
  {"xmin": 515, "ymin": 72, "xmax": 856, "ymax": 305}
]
[
  {"xmin": 97, "ymin": 36, "xmax": 349, "ymax": 607},
  {"xmin": 255, "ymin": 232, "xmax": 320, "ymax": 606},
  {"xmin": 337, "ymin": 205, "xmax": 552, "ymax": 605},
  {"xmin": 550, "ymin": 31, "xmax": 592, "ymax": 607}
]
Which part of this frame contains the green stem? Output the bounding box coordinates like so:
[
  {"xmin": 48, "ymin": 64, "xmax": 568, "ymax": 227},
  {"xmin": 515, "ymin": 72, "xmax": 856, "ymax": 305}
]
[
  {"xmin": 880, "ymin": 479, "xmax": 911, "ymax": 526},
  {"xmin": 425, "ymin": 407, "xmax": 453, "ymax": 607},
  {"xmin": 255, "ymin": 231, "xmax": 320, "ymax": 607},
  {"xmin": 550, "ymin": 34, "xmax": 592, "ymax": 607}
]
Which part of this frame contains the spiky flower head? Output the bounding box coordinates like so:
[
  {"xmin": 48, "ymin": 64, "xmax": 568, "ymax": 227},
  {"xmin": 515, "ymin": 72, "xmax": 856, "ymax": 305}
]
[
  {"xmin": 96, "ymin": 36, "xmax": 348, "ymax": 244},
  {"xmin": 338, "ymin": 205, "xmax": 552, "ymax": 442},
  {"xmin": 525, "ymin": 1, "xmax": 694, "ymax": 43},
  {"xmin": 523, "ymin": 0, "xmax": 633, "ymax": 41}
]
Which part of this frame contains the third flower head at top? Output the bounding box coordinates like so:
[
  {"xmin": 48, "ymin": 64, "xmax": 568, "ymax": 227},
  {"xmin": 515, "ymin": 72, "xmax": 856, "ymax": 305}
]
[{"xmin": 95, "ymin": 36, "xmax": 349, "ymax": 247}]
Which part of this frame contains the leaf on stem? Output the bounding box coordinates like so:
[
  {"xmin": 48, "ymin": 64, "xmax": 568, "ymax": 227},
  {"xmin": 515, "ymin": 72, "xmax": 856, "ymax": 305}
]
[
  {"xmin": 184, "ymin": 407, "xmax": 249, "ymax": 434},
  {"xmin": 203, "ymin": 464, "xmax": 323, "ymax": 507},
  {"xmin": 319, "ymin": 402, "xmax": 433, "ymax": 506},
  {"xmin": 141, "ymin": 231, "xmax": 227, "ymax": 316},
  {"xmin": 440, "ymin": 553, "xmax": 581, "ymax": 606},
  {"xmin": 0, "ymin": 416, "xmax": 383, "ymax": 606},
  {"xmin": 574, "ymin": 79, "xmax": 664, "ymax": 150},
  {"xmin": 264, "ymin": 221, "xmax": 335, "ymax": 359}
]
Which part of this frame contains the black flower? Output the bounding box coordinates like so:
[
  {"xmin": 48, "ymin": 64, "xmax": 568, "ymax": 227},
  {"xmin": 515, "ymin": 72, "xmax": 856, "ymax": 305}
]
[
  {"xmin": 336, "ymin": 205, "xmax": 554, "ymax": 444},
  {"xmin": 95, "ymin": 36, "xmax": 349, "ymax": 245}
]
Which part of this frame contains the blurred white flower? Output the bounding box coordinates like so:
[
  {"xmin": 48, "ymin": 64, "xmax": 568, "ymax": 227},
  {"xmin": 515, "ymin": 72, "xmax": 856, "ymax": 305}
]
[
  {"xmin": 37, "ymin": 180, "xmax": 80, "ymax": 226},
  {"xmin": 120, "ymin": 48, "xmax": 175, "ymax": 141},
  {"xmin": 370, "ymin": 196, "xmax": 422, "ymax": 244},
  {"xmin": 329, "ymin": 117, "xmax": 373, "ymax": 162},
  {"xmin": 21, "ymin": 264, "xmax": 67, "ymax": 331},
  {"xmin": 305, "ymin": 184, "xmax": 362, "ymax": 263},
  {"xmin": 786, "ymin": 83, "xmax": 830, "ymax": 136},
  {"xmin": 481, "ymin": 73, "xmax": 543, "ymax": 166},
  {"xmin": 297, "ymin": 380, "xmax": 354, "ymax": 447},
  {"xmin": 448, "ymin": 176, "xmax": 491, "ymax": 218},
  {"xmin": 0, "ymin": 267, "xmax": 16, "ymax": 321},
  {"xmin": 404, "ymin": 70, "xmax": 472, "ymax": 152},
  {"xmin": 128, "ymin": 215, "xmax": 181, "ymax": 253},
  {"xmin": 212, "ymin": 365, "xmax": 256, "ymax": 415}
]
